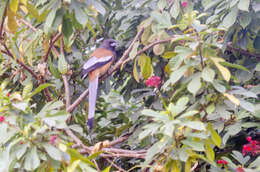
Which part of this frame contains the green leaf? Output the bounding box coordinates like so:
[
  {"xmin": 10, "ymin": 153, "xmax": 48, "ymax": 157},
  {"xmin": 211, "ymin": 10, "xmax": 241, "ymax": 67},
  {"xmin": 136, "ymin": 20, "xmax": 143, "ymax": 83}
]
[
  {"xmin": 182, "ymin": 140, "xmax": 205, "ymax": 151},
  {"xmin": 44, "ymin": 9, "xmax": 57, "ymax": 33},
  {"xmin": 68, "ymin": 160, "xmax": 81, "ymax": 172},
  {"xmin": 153, "ymin": 44, "xmax": 165, "ymax": 55},
  {"xmin": 222, "ymin": 7, "xmax": 238, "ymax": 29},
  {"xmin": 208, "ymin": 123, "xmax": 221, "ymax": 147},
  {"xmin": 162, "ymin": 51, "xmax": 176, "ymax": 59},
  {"xmin": 24, "ymin": 146, "xmax": 40, "ymax": 171},
  {"xmin": 239, "ymin": 13, "xmax": 251, "ymax": 28},
  {"xmin": 202, "ymin": 67, "xmax": 215, "ymax": 82},
  {"xmin": 42, "ymin": 143, "xmax": 62, "ymax": 161},
  {"xmin": 213, "ymin": 80, "xmax": 226, "ymax": 93},
  {"xmin": 75, "ymin": 7, "xmax": 88, "ymax": 26},
  {"xmin": 10, "ymin": 0, "xmax": 19, "ymax": 14},
  {"xmin": 205, "ymin": 142, "xmax": 215, "ymax": 162},
  {"xmin": 25, "ymin": 83, "xmax": 53, "ymax": 99},
  {"xmin": 170, "ymin": 0, "xmax": 180, "ymax": 19},
  {"xmin": 170, "ymin": 65, "xmax": 189, "ymax": 84},
  {"xmin": 129, "ymin": 41, "xmax": 139, "ymax": 60},
  {"xmin": 22, "ymin": 82, "xmax": 33, "ymax": 99},
  {"xmin": 48, "ymin": 57, "xmax": 61, "ymax": 79},
  {"xmin": 179, "ymin": 110, "xmax": 198, "ymax": 119},
  {"xmin": 187, "ymin": 74, "xmax": 201, "ymax": 95},
  {"xmin": 158, "ymin": 0, "xmax": 166, "ymax": 10},
  {"xmin": 62, "ymin": 15, "xmax": 73, "ymax": 40},
  {"xmin": 138, "ymin": 54, "xmax": 153, "ymax": 79},
  {"xmin": 182, "ymin": 121, "xmax": 206, "ymax": 131},
  {"xmin": 133, "ymin": 59, "xmax": 140, "ymax": 83},
  {"xmin": 102, "ymin": 166, "xmax": 111, "ymax": 172},
  {"xmin": 151, "ymin": 11, "xmax": 172, "ymax": 28},
  {"xmin": 238, "ymin": 0, "xmax": 250, "ymax": 11},
  {"xmin": 249, "ymin": 156, "xmax": 260, "ymax": 168},
  {"xmin": 67, "ymin": 148, "xmax": 95, "ymax": 166},
  {"xmin": 219, "ymin": 61, "xmax": 250, "ymax": 72},
  {"xmin": 58, "ymin": 54, "xmax": 68, "ymax": 74}
]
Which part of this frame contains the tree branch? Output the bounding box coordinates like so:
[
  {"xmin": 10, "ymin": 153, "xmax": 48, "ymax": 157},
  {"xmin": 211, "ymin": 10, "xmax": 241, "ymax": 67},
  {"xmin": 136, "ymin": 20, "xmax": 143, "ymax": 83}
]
[
  {"xmin": 19, "ymin": 18, "xmax": 37, "ymax": 32},
  {"xmin": 62, "ymin": 75, "xmax": 71, "ymax": 108},
  {"xmin": 226, "ymin": 43, "xmax": 260, "ymax": 60},
  {"xmin": 105, "ymin": 158, "xmax": 126, "ymax": 172},
  {"xmin": 43, "ymin": 32, "xmax": 62, "ymax": 62},
  {"xmin": 1, "ymin": 44, "xmax": 38, "ymax": 79},
  {"xmin": 66, "ymin": 27, "xmax": 144, "ymax": 113},
  {"xmin": 0, "ymin": 0, "xmax": 9, "ymax": 37}
]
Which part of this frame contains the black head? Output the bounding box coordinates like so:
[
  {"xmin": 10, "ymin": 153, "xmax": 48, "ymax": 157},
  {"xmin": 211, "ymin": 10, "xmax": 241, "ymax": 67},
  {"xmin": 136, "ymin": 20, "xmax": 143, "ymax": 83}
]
[{"xmin": 99, "ymin": 39, "xmax": 117, "ymax": 51}]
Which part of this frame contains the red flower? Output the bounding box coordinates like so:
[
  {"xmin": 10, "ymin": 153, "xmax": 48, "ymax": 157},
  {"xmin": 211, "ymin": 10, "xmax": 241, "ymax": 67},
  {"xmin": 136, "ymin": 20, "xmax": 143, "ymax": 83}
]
[
  {"xmin": 7, "ymin": 93, "xmax": 10, "ymax": 97},
  {"xmin": 19, "ymin": 141, "xmax": 23, "ymax": 145},
  {"xmin": 243, "ymin": 145, "xmax": 251, "ymax": 152},
  {"xmin": 242, "ymin": 138, "xmax": 260, "ymax": 156},
  {"xmin": 236, "ymin": 167, "xmax": 244, "ymax": 172},
  {"xmin": 247, "ymin": 136, "xmax": 252, "ymax": 142},
  {"xmin": 0, "ymin": 116, "xmax": 5, "ymax": 122},
  {"xmin": 217, "ymin": 160, "xmax": 228, "ymax": 165},
  {"xmin": 49, "ymin": 135, "xmax": 58, "ymax": 144},
  {"xmin": 181, "ymin": 1, "xmax": 188, "ymax": 8},
  {"xmin": 145, "ymin": 76, "xmax": 162, "ymax": 88}
]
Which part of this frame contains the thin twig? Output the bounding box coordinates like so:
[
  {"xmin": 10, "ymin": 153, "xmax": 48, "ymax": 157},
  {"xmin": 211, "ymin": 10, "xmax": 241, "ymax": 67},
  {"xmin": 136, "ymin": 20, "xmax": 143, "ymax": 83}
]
[
  {"xmin": 226, "ymin": 42, "xmax": 260, "ymax": 60},
  {"xmin": 62, "ymin": 75, "xmax": 71, "ymax": 108},
  {"xmin": 0, "ymin": 0, "xmax": 9, "ymax": 37},
  {"xmin": 105, "ymin": 158, "xmax": 126, "ymax": 172},
  {"xmin": 2, "ymin": 44, "xmax": 38, "ymax": 79},
  {"xmin": 94, "ymin": 160, "xmax": 101, "ymax": 172},
  {"xmin": 66, "ymin": 27, "xmax": 144, "ymax": 113},
  {"xmin": 122, "ymin": 37, "xmax": 173, "ymax": 65},
  {"xmin": 19, "ymin": 18, "xmax": 37, "ymax": 32},
  {"xmin": 43, "ymin": 32, "xmax": 62, "ymax": 62}
]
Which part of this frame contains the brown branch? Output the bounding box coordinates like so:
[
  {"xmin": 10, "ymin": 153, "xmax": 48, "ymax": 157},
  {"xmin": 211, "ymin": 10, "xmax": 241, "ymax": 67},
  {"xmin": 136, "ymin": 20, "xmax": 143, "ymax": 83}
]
[
  {"xmin": 62, "ymin": 75, "xmax": 71, "ymax": 108},
  {"xmin": 66, "ymin": 27, "xmax": 144, "ymax": 113},
  {"xmin": 122, "ymin": 37, "xmax": 173, "ymax": 65},
  {"xmin": 64, "ymin": 128, "xmax": 92, "ymax": 153},
  {"xmin": 19, "ymin": 18, "xmax": 37, "ymax": 32},
  {"xmin": 105, "ymin": 158, "xmax": 126, "ymax": 172},
  {"xmin": 0, "ymin": 0, "xmax": 9, "ymax": 37},
  {"xmin": 2, "ymin": 44, "xmax": 38, "ymax": 79},
  {"xmin": 226, "ymin": 43, "xmax": 260, "ymax": 60},
  {"xmin": 43, "ymin": 32, "xmax": 62, "ymax": 62}
]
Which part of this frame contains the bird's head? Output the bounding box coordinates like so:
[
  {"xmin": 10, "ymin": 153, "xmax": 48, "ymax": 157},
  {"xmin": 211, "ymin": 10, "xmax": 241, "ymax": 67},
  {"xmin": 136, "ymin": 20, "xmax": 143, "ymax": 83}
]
[{"xmin": 100, "ymin": 39, "xmax": 118, "ymax": 51}]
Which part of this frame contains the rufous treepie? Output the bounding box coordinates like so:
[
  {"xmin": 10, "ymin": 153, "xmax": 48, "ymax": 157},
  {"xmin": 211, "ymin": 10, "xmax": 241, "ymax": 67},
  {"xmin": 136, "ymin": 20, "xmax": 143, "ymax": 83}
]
[{"xmin": 81, "ymin": 39, "xmax": 117, "ymax": 129}]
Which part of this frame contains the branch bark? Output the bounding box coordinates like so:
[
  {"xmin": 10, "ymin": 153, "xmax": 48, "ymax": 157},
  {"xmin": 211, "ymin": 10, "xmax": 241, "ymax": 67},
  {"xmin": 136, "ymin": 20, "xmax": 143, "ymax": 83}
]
[
  {"xmin": 0, "ymin": 0, "xmax": 9, "ymax": 37},
  {"xmin": 2, "ymin": 44, "xmax": 38, "ymax": 79},
  {"xmin": 43, "ymin": 32, "xmax": 62, "ymax": 62}
]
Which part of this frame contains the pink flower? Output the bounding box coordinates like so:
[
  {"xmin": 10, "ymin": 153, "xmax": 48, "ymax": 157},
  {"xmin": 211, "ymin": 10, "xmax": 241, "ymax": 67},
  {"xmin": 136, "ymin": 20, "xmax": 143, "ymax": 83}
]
[
  {"xmin": 247, "ymin": 136, "xmax": 252, "ymax": 142},
  {"xmin": 217, "ymin": 160, "xmax": 228, "ymax": 165},
  {"xmin": 242, "ymin": 137, "xmax": 260, "ymax": 156},
  {"xmin": 236, "ymin": 167, "xmax": 244, "ymax": 172},
  {"xmin": 181, "ymin": 1, "xmax": 188, "ymax": 8},
  {"xmin": 0, "ymin": 116, "xmax": 5, "ymax": 122},
  {"xmin": 49, "ymin": 135, "xmax": 58, "ymax": 144},
  {"xmin": 145, "ymin": 76, "xmax": 162, "ymax": 88},
  {"xmin": 7, "ymin": 93, "xmax": 10, "ymax": 97}
]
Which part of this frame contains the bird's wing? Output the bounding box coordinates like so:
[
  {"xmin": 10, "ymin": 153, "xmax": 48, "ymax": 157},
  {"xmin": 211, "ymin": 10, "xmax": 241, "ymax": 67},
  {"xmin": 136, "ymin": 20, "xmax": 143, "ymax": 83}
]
[{"xmin": 81, "ymin": 55, "xmax": 113, "ymax": 79}]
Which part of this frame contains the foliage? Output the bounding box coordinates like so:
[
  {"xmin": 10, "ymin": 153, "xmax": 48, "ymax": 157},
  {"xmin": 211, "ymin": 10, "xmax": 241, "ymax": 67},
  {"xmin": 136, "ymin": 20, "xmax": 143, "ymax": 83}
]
[{"xmin": 0, "ymin": 0, "xmax": 259, "ymax": 171}]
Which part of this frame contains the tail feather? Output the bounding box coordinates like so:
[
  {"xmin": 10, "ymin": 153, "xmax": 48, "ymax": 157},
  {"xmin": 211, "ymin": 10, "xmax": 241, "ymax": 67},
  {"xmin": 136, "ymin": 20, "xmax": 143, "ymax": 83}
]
[{"xmin": 87, "ymin": 76, "xmax": 99, "ymax": 129}]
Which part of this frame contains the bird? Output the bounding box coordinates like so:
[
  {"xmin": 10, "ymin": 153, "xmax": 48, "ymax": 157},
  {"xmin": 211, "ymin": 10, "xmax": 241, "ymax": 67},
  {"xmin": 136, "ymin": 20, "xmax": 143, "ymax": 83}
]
[{"xmin": 81, "ymin": 39, "xmax": 117, "ymax": 129}]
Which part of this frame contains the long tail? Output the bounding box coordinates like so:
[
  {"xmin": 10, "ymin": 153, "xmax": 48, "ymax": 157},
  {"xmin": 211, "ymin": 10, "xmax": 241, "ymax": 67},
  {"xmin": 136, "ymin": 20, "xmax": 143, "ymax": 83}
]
[{"xmin": 87, "ymin": 76, "xmax": 99, "ymax": 129}]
